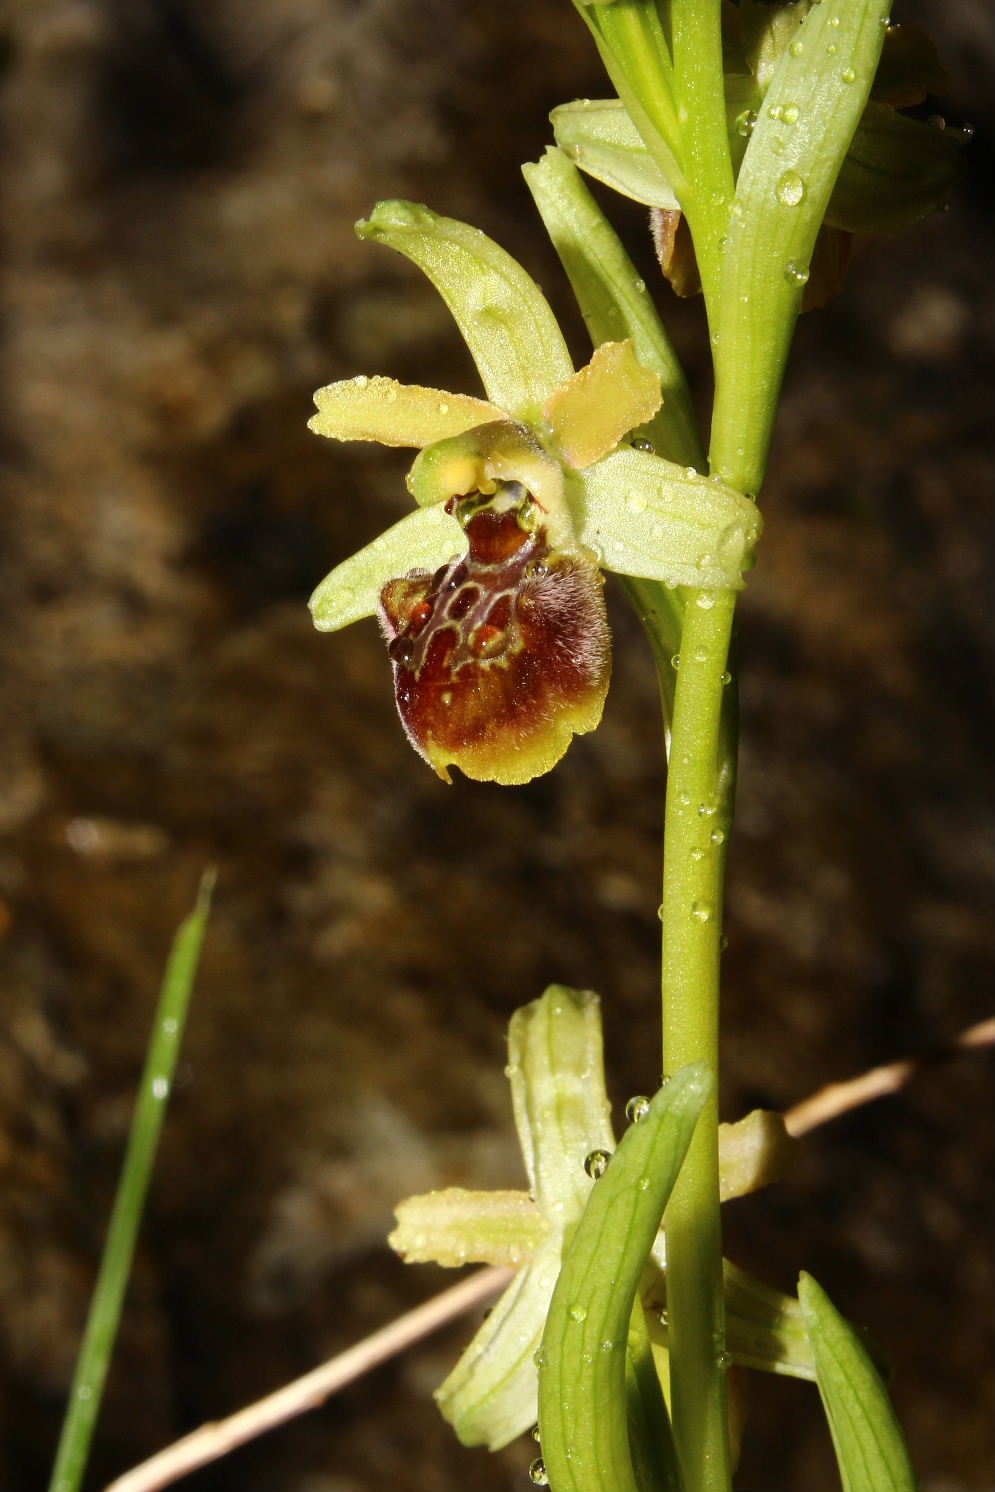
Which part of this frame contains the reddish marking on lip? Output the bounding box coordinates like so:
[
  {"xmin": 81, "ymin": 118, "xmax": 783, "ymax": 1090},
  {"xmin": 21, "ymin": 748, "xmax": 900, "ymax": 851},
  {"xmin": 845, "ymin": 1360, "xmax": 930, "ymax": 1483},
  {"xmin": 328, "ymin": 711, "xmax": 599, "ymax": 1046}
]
[{"xmin": 379, "ymin": 489, "xmax": 610, "ymax": 784}]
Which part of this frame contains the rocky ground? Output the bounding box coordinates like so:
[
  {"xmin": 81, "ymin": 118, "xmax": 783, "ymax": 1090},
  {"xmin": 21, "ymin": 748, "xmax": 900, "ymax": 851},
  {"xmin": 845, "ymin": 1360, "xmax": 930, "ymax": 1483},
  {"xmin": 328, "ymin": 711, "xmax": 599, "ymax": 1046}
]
[{"xmin": 0, "ymin": 2, "xmax": 992, "ymax": 1489}]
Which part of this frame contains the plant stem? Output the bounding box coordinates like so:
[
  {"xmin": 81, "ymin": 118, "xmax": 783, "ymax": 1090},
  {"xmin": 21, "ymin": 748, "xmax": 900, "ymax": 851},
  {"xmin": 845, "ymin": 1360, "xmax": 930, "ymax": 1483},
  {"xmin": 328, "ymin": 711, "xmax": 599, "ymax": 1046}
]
[{"xmin": 659, "ymin": 587, "xmax": 736, "ymax": 1492}]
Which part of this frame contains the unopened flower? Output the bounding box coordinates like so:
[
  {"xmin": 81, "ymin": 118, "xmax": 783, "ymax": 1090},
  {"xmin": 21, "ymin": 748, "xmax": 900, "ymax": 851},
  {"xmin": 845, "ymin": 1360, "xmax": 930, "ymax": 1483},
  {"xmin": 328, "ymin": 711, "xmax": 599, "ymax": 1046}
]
[
  {"xmin": 389, "ymin": 985, "xmax": 803, "ymax": 1450},
  {"xmin": 309, "ymin": 200, "xmax": 760, "ymax": 783}
]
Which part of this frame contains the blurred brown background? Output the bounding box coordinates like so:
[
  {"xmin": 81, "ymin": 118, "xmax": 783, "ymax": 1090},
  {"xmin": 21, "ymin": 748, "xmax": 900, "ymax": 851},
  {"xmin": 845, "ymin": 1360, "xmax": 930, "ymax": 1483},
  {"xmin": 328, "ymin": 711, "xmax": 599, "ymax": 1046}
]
[{"xmin": 1, "ymin": 2, "xmax": 992, "ymax": 1489}]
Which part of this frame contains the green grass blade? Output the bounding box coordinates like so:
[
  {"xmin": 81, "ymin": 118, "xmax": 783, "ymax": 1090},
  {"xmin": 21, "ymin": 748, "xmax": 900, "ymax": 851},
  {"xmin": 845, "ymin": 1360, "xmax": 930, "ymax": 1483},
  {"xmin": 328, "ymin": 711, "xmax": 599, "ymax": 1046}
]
[
  {"xmin": 537, "ymin": 1063, "xmax": 711, "ymax": 1492},
  {"xmin": 48, "ymin": 871, "xmax": 215, "ymax": 1492},
  {"xmin": 798, "ymin": 1272, "xmax": 918, "ymax": 1492}
]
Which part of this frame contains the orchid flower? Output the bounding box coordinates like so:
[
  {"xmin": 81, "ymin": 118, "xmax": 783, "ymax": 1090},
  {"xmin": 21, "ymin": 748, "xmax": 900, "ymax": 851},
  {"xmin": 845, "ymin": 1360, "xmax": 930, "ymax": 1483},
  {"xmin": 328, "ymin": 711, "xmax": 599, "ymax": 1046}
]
[
  {"xmin": 389, "ymin": 986, "xmax": 807, "ymax": 1451},
  {"xmin": 308, "ymin": 200, "xmax": 761, "ymax": 784}
]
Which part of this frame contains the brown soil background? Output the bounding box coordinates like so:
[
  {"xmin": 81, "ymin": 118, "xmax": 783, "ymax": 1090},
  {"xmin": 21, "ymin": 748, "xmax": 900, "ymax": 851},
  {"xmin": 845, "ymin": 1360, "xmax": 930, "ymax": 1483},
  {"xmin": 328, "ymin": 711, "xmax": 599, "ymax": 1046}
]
[{"xmin": 1, "ymin": 2, "xmax": 992, "ymax": 1489}]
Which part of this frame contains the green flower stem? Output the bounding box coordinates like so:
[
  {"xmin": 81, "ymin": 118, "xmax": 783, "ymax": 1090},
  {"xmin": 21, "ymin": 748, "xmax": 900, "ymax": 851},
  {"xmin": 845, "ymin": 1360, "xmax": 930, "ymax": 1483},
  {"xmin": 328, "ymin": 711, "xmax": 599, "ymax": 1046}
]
[
  {"xmin": 659, "ymin": 588, "xmax": 736, "ymax": 1492},
  {"xmin": 657, "ymin": 11, "xmax": 891, "ymax": 1484}
]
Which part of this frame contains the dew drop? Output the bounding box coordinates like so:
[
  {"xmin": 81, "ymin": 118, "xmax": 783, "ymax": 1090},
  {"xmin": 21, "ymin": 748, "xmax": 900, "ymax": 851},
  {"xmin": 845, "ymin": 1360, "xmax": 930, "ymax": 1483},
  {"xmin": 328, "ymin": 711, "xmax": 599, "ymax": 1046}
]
[
  {"xmin": 151, "ymin": 1076, "xmax": 170, "ymax": 1100},
  {"xmin": 657, "ymin": 903, "xmax": 665, "ymax": 922},
  {"xmin": 841, "ymin": 67, "xmax": 856, "ymax": 84},
  {"xmin": 710, "ymin": 827, "xmax": 726, "ymax": 846},
  {"xmin": 437, "ymin": 400, "xmax": 450, "ymax": 414},
  {"xmin": 600, "ymin": 1338, "xmax": 614, "ymax": 1352},
  {"xmin": 533, "ymin": 1347, "xmax": 547, "ymax": 1368},
  {"xmin": 735, "ymin": 109, "xmax": 757, "ymax": 137},
  {"xmin": 775, "ymin": 170, "xmax": 806, "ymax": 207},
  {"xmin": 827, "ymin": 42, "xmax": 837, "ymax": 54},
  {"xmin": 684, "ymin": 465, "xmax": 699, "ymax": 480},
  {"xmin": 532, "ymin": 1424, "xmax": 543, "ymax": 1442},
  {"xmin": 625, "ymin": 1094, "xmax": 651, "ymax": 1124},
  {"xmin": 721, "ymin": 670, "xmax": 732, "ymax": 685},
  {"xmin": 783, "ymin": 260, "xmax": 810, "ymax": 286},
  {"xmin": 691, "ymin": 901, "xmax": 714, "ymax": 923},
  {"xmin": 584, "ymin": 1148, "xmax": 612, "ymax": 1179},
  {"xmin": 671, "ymin": 653, "xmax": 681, "ymax": 670},
  {"xmin": 162, "ymin": 1017, "xmax": 179, "ymax": 1036},
  {"xmin": 828, "ymin": 13, "xmax": 840, "ymax": 24},
  {"xmin": 529, "ymin": 1457, "xmax": 549, "ymax": 1486},
  {"xmin": 634, "ymin": 278, "xmax": 646, "ymax": 293},
  {"xmin": 569, "ymin": 1303, "xmax": 589, "ymax": 1323},
  {"xmin": 630, "ymin": 436, "xmax": 655, "ymax": 453},
  {"xmin": 718, "ymin": 1351, "xmax": 733, "ymax": 1370},
  {"xmin": 696, "ymin": 590, "xmax": 717, "ymax": 610},
  {"xmin": 767, "ymin": 102, "xmax": 783, "ymax": 121},
  {"xmin": 690, "ymin": 847, "xmax": 705, "ymax": 863},
  {"xmin": 789, "ymin": 39, "xmax": 804, "ymax": 56},
  {"xmin": 781, "ymin": 102, "xmax": 800, "ymax": 125}
]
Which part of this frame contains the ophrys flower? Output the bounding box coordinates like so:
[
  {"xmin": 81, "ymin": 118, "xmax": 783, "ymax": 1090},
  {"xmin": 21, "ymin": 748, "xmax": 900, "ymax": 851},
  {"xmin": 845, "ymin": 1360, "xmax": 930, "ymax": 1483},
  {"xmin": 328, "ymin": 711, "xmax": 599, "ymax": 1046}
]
[{"xmin": 308, "ymin": 201, "xmax": 760, "ymax": 783}]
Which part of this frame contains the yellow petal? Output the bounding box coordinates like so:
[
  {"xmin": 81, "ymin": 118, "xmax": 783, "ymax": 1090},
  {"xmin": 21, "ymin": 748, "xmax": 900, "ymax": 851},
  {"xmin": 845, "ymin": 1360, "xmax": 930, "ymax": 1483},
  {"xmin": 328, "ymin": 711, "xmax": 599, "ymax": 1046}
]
[
  {"xmin": 309, "ymin": 375, "xmax": 503, "ymax": 448},
  {"xmin": 542, "ymin": 339, "xmax": 662, "ymax": 469}
]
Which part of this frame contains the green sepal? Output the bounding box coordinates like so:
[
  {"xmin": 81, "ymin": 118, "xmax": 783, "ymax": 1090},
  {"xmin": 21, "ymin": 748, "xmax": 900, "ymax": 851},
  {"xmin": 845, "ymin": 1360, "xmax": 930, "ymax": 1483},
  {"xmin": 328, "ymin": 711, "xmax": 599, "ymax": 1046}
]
[
  {"xmin": 356, "ymin": 201, "xmax": 574, "ymax": 425},
  {"xmin": 538, "ymin": 1065, "xmax": 710, "ymax": 1492},
  {"xmin": 551, "ymin": 98, "xmax": 680, "ymax": 210},
  {"xmin": 644, "ymin": 1258, "xmax": 817, "ymax": 1382},
  {"xmin": 434, "ymin": 987, "xmax": 614, "ymax": 1450},
  {"xmin": 308, "ymin": 503, "xmax": 462, "ymax": 632},
  {"xmin": 434, "ymin": 1235, "xmax": 564, "ymax": 1450},
  {"xmin": 571, "ymin": 449, "xmax": 762, "ymax": 590},
  {"xmin": 799, "ymin": 1273, "xmax": 918, "ymax": 1492},
  {"xmin": 507, "ymin": 986, "xmax": 614, "ymax": 1217}
]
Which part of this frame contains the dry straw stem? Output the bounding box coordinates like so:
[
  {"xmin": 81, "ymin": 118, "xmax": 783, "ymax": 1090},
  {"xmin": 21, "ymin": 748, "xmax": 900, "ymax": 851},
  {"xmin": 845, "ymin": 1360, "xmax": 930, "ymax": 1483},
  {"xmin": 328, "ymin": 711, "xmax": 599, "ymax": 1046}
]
[
  {"xmin": 102, "ymin": 1266, "xmax": 512, "ymax": 1492},
  {"xmin": 103, "ymin": 1018, "xmax": 993, "ymax": 1492}
]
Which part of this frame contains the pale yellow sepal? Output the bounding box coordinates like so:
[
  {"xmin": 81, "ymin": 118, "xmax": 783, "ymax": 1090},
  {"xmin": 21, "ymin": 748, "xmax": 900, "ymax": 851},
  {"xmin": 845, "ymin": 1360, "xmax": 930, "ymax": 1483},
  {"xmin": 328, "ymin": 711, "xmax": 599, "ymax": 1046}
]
[
  {"xmin": 718, "ymin": 1109, "xmax": 799, "ymax": 1203},
  {"xmin": 542, "ymin": 339, "xmax": 662, "ymax": 470},
  {"xmin": 309, "ymin": 375, "xmax": 502, "ymax": 448}
]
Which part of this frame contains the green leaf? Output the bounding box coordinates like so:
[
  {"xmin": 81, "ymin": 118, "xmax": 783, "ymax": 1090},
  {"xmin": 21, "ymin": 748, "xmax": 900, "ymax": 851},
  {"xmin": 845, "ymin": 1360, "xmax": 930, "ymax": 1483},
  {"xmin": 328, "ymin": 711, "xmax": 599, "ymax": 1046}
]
[
  {"xmin": 799, "ymin": 1273, "xmax": 918, "ymax": 1492},
  {"xmin": 48, "ymin": 875, "xmax": 214, "ymax": 1492},
  {"xmin": 308, "ymin": 503, "xmax": 463, "ymax": 632},
  {"xmin": 538, "ymin": 1064, "xmax": 711, "ymax": 1492},
  {"xmin": 356, "ymin": 200, "xmax": 573, "ymax": 424},
  {"xmin": 571, "ymin": 449, "xmax": 762, "ymax": 591},
  {"xmin": 828, "ymin": 102, "xmax": 963, "ymax": 233}
]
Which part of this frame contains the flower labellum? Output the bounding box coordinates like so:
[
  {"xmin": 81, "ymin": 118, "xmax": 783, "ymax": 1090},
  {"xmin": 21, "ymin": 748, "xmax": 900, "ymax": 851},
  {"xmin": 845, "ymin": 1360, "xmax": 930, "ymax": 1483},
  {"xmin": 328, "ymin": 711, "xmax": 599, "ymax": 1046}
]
[{"xmin": 380, "ymin": 482, "xmax": 610, "ymax": 785}]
